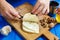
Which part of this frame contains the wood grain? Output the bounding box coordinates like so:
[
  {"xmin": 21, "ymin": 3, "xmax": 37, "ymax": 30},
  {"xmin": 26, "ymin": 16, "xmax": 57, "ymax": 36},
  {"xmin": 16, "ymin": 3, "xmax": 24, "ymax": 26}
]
[{"xmin": 6, "ymin": 3, "xmax": 58, "ymax": 40}]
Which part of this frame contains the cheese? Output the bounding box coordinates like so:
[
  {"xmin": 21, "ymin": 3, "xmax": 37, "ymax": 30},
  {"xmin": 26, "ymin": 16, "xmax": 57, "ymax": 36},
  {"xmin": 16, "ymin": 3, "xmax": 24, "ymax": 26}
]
[
  {"xmin": 23, "ymin": 13, "xmax": 39, "ymax": 23},
  {"xmin": 23, "ymin": 22, "xmax": 39, "ymax": 33},
  {"xmin": 22, "ymin": 13, "xmax": 39, "ymax": 33},
  {"xmin": 0, "ymin": 25, "xmax": 11, "ymax": 36}
]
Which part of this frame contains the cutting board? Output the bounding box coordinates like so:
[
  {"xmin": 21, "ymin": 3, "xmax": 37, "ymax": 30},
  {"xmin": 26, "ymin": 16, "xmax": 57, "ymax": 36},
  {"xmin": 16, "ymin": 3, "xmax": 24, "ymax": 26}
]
[{"xmin": 6, "ymin": 3, "xmax": 58, "ymax": 40}]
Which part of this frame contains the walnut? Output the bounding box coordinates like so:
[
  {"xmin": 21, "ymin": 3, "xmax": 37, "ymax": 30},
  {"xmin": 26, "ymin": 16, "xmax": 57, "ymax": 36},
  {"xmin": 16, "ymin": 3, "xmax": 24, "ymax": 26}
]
[
  {"xmin": 39, "ymin": 15, "xmax": 57, "ymax": 28},
  {"xmin": 49, "ymin": 23, "xmax": 55, "ymax": 28}
]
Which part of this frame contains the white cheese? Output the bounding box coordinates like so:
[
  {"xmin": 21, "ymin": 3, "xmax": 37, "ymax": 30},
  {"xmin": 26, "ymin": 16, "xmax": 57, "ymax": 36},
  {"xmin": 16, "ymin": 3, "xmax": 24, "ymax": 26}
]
[
  {"xmin": 23, "ymin": 13, "xmax": 39, "ymax": 33},
  {"xmin": 0, "ymin": 25, "xmax": 11, "ymax": 36}
]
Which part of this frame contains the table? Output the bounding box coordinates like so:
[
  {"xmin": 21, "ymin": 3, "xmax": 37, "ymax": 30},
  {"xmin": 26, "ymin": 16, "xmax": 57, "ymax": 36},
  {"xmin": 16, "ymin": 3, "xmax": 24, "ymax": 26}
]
[{"xmin": 0, "ymin": 0, "xmax": 60, "ymax": 40}]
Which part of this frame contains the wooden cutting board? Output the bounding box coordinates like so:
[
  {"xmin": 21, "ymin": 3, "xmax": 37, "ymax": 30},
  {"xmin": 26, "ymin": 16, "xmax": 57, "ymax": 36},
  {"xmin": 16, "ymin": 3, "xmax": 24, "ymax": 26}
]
[{"xmin": 6, "ymin": 3, "xmax": 58, "ymax": 40}]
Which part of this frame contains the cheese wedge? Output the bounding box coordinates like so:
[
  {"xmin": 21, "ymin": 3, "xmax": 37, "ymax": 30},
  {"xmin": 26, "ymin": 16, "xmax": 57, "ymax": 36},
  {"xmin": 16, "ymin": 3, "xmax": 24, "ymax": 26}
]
[
  {"xmin": 23, "ymin": 13, "xmax": 39, "ymax": 22},
  {"xmin": 23, "ymin": 22, "xmax": 39, "ymax": 33},
  {"xmin": 23, "ymin": 13, "xmax": 39, "ymax": 33}
]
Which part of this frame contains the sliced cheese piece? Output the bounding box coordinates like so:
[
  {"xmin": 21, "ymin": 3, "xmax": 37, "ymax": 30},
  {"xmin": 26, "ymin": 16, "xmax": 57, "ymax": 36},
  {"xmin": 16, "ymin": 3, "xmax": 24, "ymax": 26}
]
[
  {"xmin": 23, "ymin": 22, "xmax": 39, "ymax": 33},
  {"xmin": 23, "ymin": 13, "xmax": 39, "ymax": 23},
  {"xmin": 23, "ymin": 26, "xmax": 35, "ymax": 33}
]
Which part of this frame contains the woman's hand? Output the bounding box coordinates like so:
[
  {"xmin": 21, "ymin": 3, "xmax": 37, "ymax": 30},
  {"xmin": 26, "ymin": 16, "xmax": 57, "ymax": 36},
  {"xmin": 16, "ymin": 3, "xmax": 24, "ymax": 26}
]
[
  {"xmin": 55, "ymin": 8, "xmax": 60, "ymax": 15},
  {"xmin": 32, "ymin": 0, "xmax": 50, "ymax": 15},
  {"xmin": 0, "ymin": 0, "xmax": 20, "ymax": 20}
]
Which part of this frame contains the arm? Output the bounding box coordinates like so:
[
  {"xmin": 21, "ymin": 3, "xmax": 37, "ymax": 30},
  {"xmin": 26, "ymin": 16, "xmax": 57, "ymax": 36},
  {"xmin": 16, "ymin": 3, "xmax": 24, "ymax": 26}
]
[{"xmin": 0, "ymin": 0, "xmax": 20, "ymax": 20}]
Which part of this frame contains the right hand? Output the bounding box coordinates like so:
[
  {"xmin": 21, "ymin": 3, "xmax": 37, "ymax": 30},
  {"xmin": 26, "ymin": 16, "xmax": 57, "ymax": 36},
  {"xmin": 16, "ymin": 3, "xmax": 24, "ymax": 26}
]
[
  {"xmin": 0, "ymin": 0, "xmax": 20, "ymax": 20},
  {"xmin": 55, "ymin": 8, "xmax": 60, "ymax": 15},
  {"xmin": 32, "ymin": 0, "xmax": 50, "ymax": 15}
]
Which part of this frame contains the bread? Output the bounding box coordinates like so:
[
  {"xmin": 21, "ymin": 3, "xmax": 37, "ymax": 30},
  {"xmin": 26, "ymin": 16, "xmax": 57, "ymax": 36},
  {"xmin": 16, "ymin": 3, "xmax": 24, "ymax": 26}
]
[{"xmin": 22, "ymin": 13, "xmax": 39, "ymax": 33}]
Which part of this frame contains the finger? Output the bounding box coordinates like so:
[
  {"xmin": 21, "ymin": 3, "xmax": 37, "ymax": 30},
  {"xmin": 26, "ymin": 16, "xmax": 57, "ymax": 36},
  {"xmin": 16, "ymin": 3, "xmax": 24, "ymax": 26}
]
[
  {"xmin": 0, "ymin": 11, "xmax": 7, "ymax": 17},
  {"xmin": 57, "ymin": 12, "xmax": 60, "ymax": 15},
  {"xmin": 1, "ymin": 13, "xmax": 7, "ymax": 18},
  {"xmin": 0, "ymin": 10, "xmax": 12, "ymax": 20},
  {"xmin": 55, "ymin": 10, "xmax": 58, "ymax": 14},
  {"xmin": 42, "ymin": 7, "xmax": 47, "ymax": 14},
  {"xmin": 47, "ymin": 7, "xmax": 49, "ymax": 13},
  {"xmin": 9, "ymin": 9, "xmax": 20, "ymax": 18},
  {"xmin": 6, "ymin": 11, "xmax": 20, "ymax": 20},
  {"xmin": 45, "ymin": 7, "xmax": 49, "ymax": 14},
  {"xmin": 45, "ymin": 10, "xmax": 48, "ymax": 14},
  {"xmin": 34, "ymin": 4, "xmax": 44, "ymax": 14},
  {"xmin": 1, "ymin": 13, "xmax": 10, "ymax": 19},
  {"xmin": 37, "ymin": 13, "xmax": 43, "ymax": 20},
  {"xmin": 37, "ymin": 12, "xmax": 43, "ymax": 16},
  {"xmin": 5, "ymin": 11, "xmax": 14, "ymax": 19},
  {"xmin": 45, "ymin": 9, "xmax": 49, "ymax": 15},
  {"xmin": 32, "ymin": 1, "xmax": 40, "ymax": 13},
  {"xmin": 45, "ymin": 9, "xmax": 47, "ymax": 14},
  {"xmin": 8, "ymin": 3, "xmax": 23, "ymax": 18},
  {"xmin": 54, "ymin": 9, "xmax": 57, "ymax": 12}
]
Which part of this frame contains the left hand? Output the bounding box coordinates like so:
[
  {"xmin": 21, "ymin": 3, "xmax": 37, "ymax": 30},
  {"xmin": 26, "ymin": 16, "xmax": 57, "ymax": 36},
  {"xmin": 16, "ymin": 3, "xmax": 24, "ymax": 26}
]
[{"xmin": 32, "ymin": 0, "xmax": 50, "ymax": 15}]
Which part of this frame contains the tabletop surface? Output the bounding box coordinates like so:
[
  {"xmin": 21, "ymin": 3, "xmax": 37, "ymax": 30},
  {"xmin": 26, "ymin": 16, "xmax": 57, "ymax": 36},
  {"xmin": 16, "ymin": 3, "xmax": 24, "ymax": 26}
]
[{"xmin": 0, "ymin": 0, "xmax": 60, "ymax": 40}]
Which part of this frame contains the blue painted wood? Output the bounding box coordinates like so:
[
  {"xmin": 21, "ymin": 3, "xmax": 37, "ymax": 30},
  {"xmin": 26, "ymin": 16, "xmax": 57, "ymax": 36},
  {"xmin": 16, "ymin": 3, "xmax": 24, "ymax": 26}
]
[{"xmin": 0, "ymin": 0, "xmax": 60, "ymax": 40}]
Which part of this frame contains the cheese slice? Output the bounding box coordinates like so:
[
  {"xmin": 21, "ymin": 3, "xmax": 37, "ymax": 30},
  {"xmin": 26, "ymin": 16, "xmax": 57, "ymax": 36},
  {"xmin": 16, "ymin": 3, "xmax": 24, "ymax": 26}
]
[
  {"xmin": 22, "ymin": 13, "xmax": 39, "ymax": 33},
  {"xmin": 23, "ymin": 22, "xmax": 39, "ymax": 33},
  {"xmin": 23, "ymin": 13, "xmax": 39, "ymax": 23}
]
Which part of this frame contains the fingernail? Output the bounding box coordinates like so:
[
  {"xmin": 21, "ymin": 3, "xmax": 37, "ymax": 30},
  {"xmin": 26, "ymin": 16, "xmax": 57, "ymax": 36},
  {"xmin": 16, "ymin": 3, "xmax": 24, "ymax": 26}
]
[
  {"xmin": 31, "ymin": 13, "xmax": 33, "ymax": 14},
  {"xmin": 21, "ymin": 16, "xmax": 23, "ymax": 18},
  {"xmin": 56, "ymin": 11, "xmax": 58, "ymax": 12},
  {"xmin": 35, "ymin": 12, "xmax": 38, "ymax": 14},
  {"xmin": 31, "ymin": 13, "xmax": 34, "ymax": 15},
  {"xmin": 18, "ymin": 15, "xmax": 20, "ymax": 18},
  {"xmin": 32, "ymin": 10, "xmax": 34, "ymax": 12}
]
